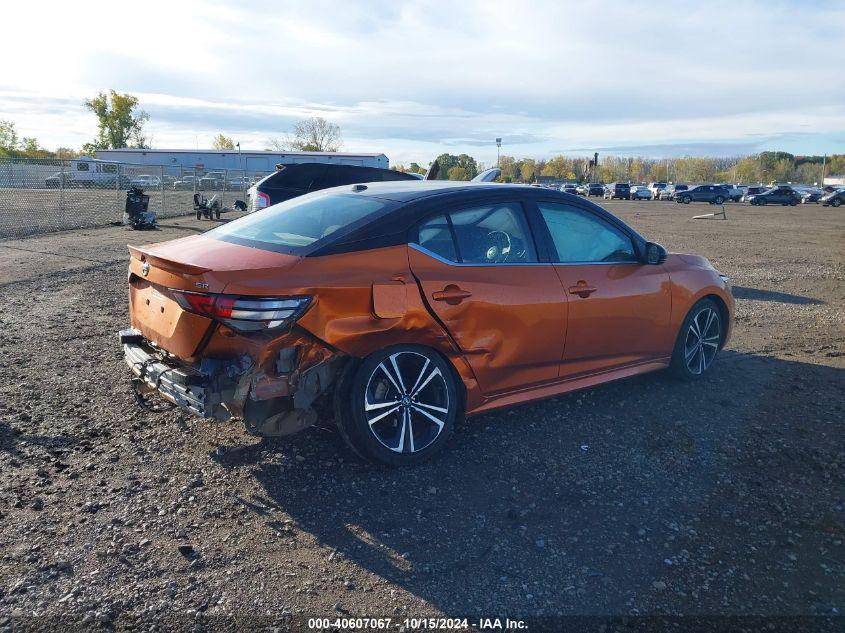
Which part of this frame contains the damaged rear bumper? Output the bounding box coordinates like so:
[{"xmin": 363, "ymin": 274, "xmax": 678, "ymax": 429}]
[{"xmin": 119, "ymin": 327, "xmax": 343, "ymax": 436}]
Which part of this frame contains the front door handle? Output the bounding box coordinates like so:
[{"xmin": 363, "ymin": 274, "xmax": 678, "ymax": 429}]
[
  {"xmin": 568, "ymin": 282, "xmax": 598, "ymax": 298},
  {"xmin": 432, "ymin": 284, "xmax": 472, "ymax": 305}
]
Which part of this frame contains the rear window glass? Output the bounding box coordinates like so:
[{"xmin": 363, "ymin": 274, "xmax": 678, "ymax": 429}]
[
  {"xmin": 207, "ymin": 192, "xmax": 388, "ymax": 253},
  {"xmin": 261, "ymin": 164, "xmax": 327, "ymax": 191}
]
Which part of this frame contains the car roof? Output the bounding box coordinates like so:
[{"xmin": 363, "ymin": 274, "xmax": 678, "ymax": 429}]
[{"xmin": 333, "ymin": 180, "xmax": 535, "ymax": 203}]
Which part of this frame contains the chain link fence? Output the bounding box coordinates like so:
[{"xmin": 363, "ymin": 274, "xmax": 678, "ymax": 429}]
[{"xmin": 0, "ymin": 158, "xmax": 261, "ymax": 240}]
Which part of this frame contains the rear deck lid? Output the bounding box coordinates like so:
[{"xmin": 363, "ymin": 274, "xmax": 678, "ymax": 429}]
[{"xmin": 127, "ymin": 234, "xmax": 303, "ymax": 358}]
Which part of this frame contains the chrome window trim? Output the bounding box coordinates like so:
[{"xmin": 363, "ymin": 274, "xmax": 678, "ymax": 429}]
[{"xmin": 408, "ymin": 243, "xmax": 640, "ymax": 267}]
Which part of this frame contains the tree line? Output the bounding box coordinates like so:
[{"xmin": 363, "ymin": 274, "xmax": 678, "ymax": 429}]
[{"xmin": 393, "ymin": 152, "xmax": 843, "ymax": 186}]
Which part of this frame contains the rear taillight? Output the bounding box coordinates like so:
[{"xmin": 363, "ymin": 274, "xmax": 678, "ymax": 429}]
[
  {"xmin": 172, "ymin": 290, "xmax": 311, "ymax": 332},
  {"xmin": 254, "ymin": 191, "xmax": 270, "ymax": 210}
]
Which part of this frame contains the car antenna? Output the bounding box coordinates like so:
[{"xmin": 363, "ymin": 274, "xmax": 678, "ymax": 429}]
[{"xmin": 351, "ymin": 184, "xmax": 368, "ymax": 192}]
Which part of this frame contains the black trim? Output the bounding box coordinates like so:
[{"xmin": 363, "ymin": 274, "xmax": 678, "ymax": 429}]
[{"xmin": 308, "ymin": 188, "xmax": 650, "ymax": 259}]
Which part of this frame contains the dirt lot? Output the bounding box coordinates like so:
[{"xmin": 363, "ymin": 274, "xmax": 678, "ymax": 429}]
[{"xmin": 0, "ymin": 200, "xmax": 843, "ymax": 630}]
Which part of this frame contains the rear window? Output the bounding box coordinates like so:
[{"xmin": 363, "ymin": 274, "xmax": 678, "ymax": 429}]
[
  {"xmin": 208, "ymin": 192, "xmax": 388, "ymax": 253},
  {"xmin": 260, "ymin": 164, "xmax": 327, "ymax": 191}
]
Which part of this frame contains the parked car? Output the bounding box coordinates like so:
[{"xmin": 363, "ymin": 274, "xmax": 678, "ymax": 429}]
[
  {"xmin": 717, "ymin": 184, "xmax": 744, "ymax": 202},
  {"xmin": 798, "ymin": 187, "xmax": 824, "ymax": 204},
  {"xmin": 45, "ymin": 172, "xmax": 74, "ymax": 188},
  {"xmin": 630, "ymin": 185, "xmax": 653, "ymax": 201},
  {"xmin": 741, "ymin": 186, "xmax": 768, "ymax": 202},
  {"xmin": 659, "ymin": 184, "xmax": 688, "ymax": 200},
  {"xmin": 575, "ymin": 184, "xmax": 588, "ymax": 195},
  {"xmin": 562, "ymin": 184, "xmax": 579, "ymax": 195},
  {"xmin": 674, "ymin": 185, "xmax": 730, "ymax": 205},
  {"xmin": 648, "ymin": 182, "xmax": 667, "ymax": 199},
  {"xmin": 585, "ymin": 183, "xmax": 604, "ymax": 197},
  {"xmin": 820, "ymin": 189, "xmax": 844, "ymax": 207},
  {"xmin": 247, "ymin": 162, "xmax": 418, "ymax": 212},
  {"xmin": 198, "ymin": 171, "xmax": 226, "ymax": 191},
  {"xmin": 129, "ymin": 175, "xmax": 161, "ymax": 189},
  {"xmin": 747, "ymin": 186, "xmax": 801, "ymax": 206},
  {"xmin": 173, "ymin": 175, "xmax": 196, "ymax": 190},
  {"xmin": 120, "ymin": 182, "xmax": 733, "ymax": 465},
  {"xmin": 603, "ymin": 182, "xmax": 631, "ymax": 200}
]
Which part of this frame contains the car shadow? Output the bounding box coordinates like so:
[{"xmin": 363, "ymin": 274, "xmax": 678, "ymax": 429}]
[
  {"xmin": 732, "ymin": 285, "xmax": 824, "ymax": 305},
  {"xmin": 233, "ymin": 351, "xmax": 844, "ymax": 615}
]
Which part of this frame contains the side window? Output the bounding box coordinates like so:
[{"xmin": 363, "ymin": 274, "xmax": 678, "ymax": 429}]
[
  {"xmin": 416, "ymin": 215, "xmax": 457, "ymax": 262},
  {"xmin": 76, "ymin": 162, "xmax": 89, "ymax": 172},
  {"xmin": 450, "ymin": 203, "xmax": 537, "ymax": 264},
  {"xmin": 538, "ymin": 202, "xmax": 636, "ymax": 263}
]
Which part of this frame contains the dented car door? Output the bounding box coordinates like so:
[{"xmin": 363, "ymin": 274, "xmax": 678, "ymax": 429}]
[{"xmin": 408, "ymin": 201, "xmax": 567, "ymax": 395}]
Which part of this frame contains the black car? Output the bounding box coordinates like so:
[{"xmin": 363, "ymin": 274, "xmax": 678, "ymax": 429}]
[
  {"xmin": 586, "ymin": 183, "xmax": 605, "ymax": 197},
  {"xmin": 747, "ymin": 186, "xmax": 801, "ymax": 206},
  {"xmin": 820, "ymin": 189, "xmax": 844, "ymax": 207},
  {"xmin": 604, "ymin": 182, "xmax": 631, "ymax": 200},
  {"xmin": 674, "ymin": 185, "xmax": 729, "ymax": 205},
  {"xmin": 248, "ymin": 163, "xmax": 418, "ymax": 212}
]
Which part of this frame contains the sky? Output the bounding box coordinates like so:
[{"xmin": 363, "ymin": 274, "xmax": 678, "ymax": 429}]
[{"xmin": 2, "ymin": 0, "xmax": 844, "ymax": 166}]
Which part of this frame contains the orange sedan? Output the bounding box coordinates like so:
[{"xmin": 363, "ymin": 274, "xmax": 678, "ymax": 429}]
[{"xmin": 120, "ymin": 182, "xmax": 733, "ymax": 465}]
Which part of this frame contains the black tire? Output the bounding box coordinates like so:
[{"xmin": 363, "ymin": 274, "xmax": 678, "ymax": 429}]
[
  {"xmin": 335, "ymin": 345, "xmax": 459, "ymax": 466},
  {"xmin": 196, "ymin": 210, "xmax": 202, "ymax": 220},
  {"xmin": 832, "ymin": 198, "xmax": 842, "ymax": 208},
  {"xmin": 714, "ymin": 196, "xmax": 724, "ymax": 205},
  {"xmin": 681, "ymin": 195, "xmax": 691, "ymax": 204},
  {"xmin": 669, "ymin": 298, "xmax": 723, "ymax": 381},
  {"xmin": 789, "ymin": 199, "xmax": 798, "ymax": 207},
  {"xmin": 759, "ymin": 198, "xmax": 767, "ymax": 206},
  {"xmin": 215, "ymin": 208, "xmax": 221, "ymax": 219}
]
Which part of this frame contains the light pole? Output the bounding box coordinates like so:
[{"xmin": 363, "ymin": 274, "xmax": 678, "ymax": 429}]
[{"xmin": 496, "ymin": 138, "xmax": 502, "ymax": 168}]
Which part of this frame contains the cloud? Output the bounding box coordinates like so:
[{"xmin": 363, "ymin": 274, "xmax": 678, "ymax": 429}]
[{"xmin": 2, "ymin": 0, "xmax": 844, "ymax": 163}]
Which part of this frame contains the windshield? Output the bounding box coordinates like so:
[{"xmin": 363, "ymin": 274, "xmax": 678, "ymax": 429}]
[{"xmin": 207, "ymin": 191, "xmax": 389, "ymax": 253}]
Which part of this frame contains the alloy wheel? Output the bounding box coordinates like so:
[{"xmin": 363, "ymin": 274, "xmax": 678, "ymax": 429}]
[
  {"xmin": 683, "ymin": 307, "xmax": 721, "ymax": 375},
  {"xmin": 364, "ymin": 351, "xmax": 450, "ymax": 454}
]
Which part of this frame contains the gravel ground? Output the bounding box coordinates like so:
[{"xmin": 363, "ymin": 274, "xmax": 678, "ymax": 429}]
[{"xmin": 0, "ymin": 201, "xmax": 842, "ymax": 630}]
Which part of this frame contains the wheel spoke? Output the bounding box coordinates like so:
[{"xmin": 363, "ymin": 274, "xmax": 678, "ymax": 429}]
[
  {"xmin": 405, "ymin": 408, "xmax": 415, "ymax": 453},
  {"xmin": 698, "ymin": 347, "xmax": 705, "ymax": 373},
  {"xmin": 702, "ymin": 334, "xmax": 720, "ymax": 348},
  {"xmin": 411, "ymin": 366, "xmax": 441, "ymax": 397},
  {"xmin": 367, "ymin": 404, "xmax": 400, "ymax": 426},
  {"xmin": 690, "ymin": 315, "xmax": 701, "ymax": 338},
  {"xmin": 389, "ymin": 353, "xmax": 407, "ymax": 393},
  {"xmin": 684, "ymin": 344, "xmax": 698, "ymax": 362},
  {"xmin": 395, "ymin": 407, "xmax": 408, "ymax": 453},
  {"xmin": 413, "ymin": 401, "xmax": 448, "ymax": 414},
  {"xmin": 408, "ymin": 358, "xmax": 430, "ymax": 395},
  {"xmin": 365, "ymin": 398, "xmax": 401, "ymax": 411},
  {"xmin": 703, "ymin": 309, "xmax": 716, "ymax": 337},
  {"xmin": 377, "ymin": 361, "xmax": 403, "ymax": 395},
  {"xmin": 411, "ymin": 404, "xmax": 445, "ymax": 430}
]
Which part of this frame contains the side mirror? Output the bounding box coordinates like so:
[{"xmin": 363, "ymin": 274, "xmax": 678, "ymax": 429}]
[{"xmin": 645, "ymin": 242, "xmax": 667, "ymax": 265}]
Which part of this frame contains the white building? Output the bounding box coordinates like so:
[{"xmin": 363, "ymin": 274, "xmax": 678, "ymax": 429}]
[{"xmin": 94, "ymin": 149, "xmax": 390, "ymax": 174}]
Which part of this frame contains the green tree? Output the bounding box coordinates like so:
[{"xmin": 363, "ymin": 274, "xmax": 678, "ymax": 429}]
[
  {"xmin": 430, "ymin": 153, "xmax": 478, "ymax": 180},
  {"xmin": 447, "ymin": 166, "xmax": 469, "ymax": 181},
  {"xmin": 408, "ymin": 162, "xmax": 426, "ymax": 174},
  {"xmin": 519, "ymin": 159, "xmax": 536, "ymax": 183},
  {"xmin": 0, "ymin": 120, "xmax": 19, "ymax": 152},
  {"xmin": 82, "ymin": 90, "xmax": 149, "ymax": 154},
  {"xmin": 212, "ymin": 133, "xmax": 236, "ymax": 150}
]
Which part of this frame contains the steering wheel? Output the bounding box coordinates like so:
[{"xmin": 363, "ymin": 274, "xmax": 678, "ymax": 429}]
[{"xmin": 484, "ymin": 230, "xmax": 512, "ymax": 263}]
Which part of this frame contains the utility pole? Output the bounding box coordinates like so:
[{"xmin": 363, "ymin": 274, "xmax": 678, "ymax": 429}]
[
  {"xmin": 821, "ymin": 154, "xmax": 826, "ymax": 187},
  {"xmin": 496, "ymin": 138, "xmax": 502, "ymax": 168}
]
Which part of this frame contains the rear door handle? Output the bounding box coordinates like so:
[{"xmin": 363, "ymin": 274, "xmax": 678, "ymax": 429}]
[
  {"xmin": 432, "ymin": 285, "xmax": 472, "ymax": 304},
  {"xmin": 568, "ymin": 283, "xmax": 598, "ymax": 298}
]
